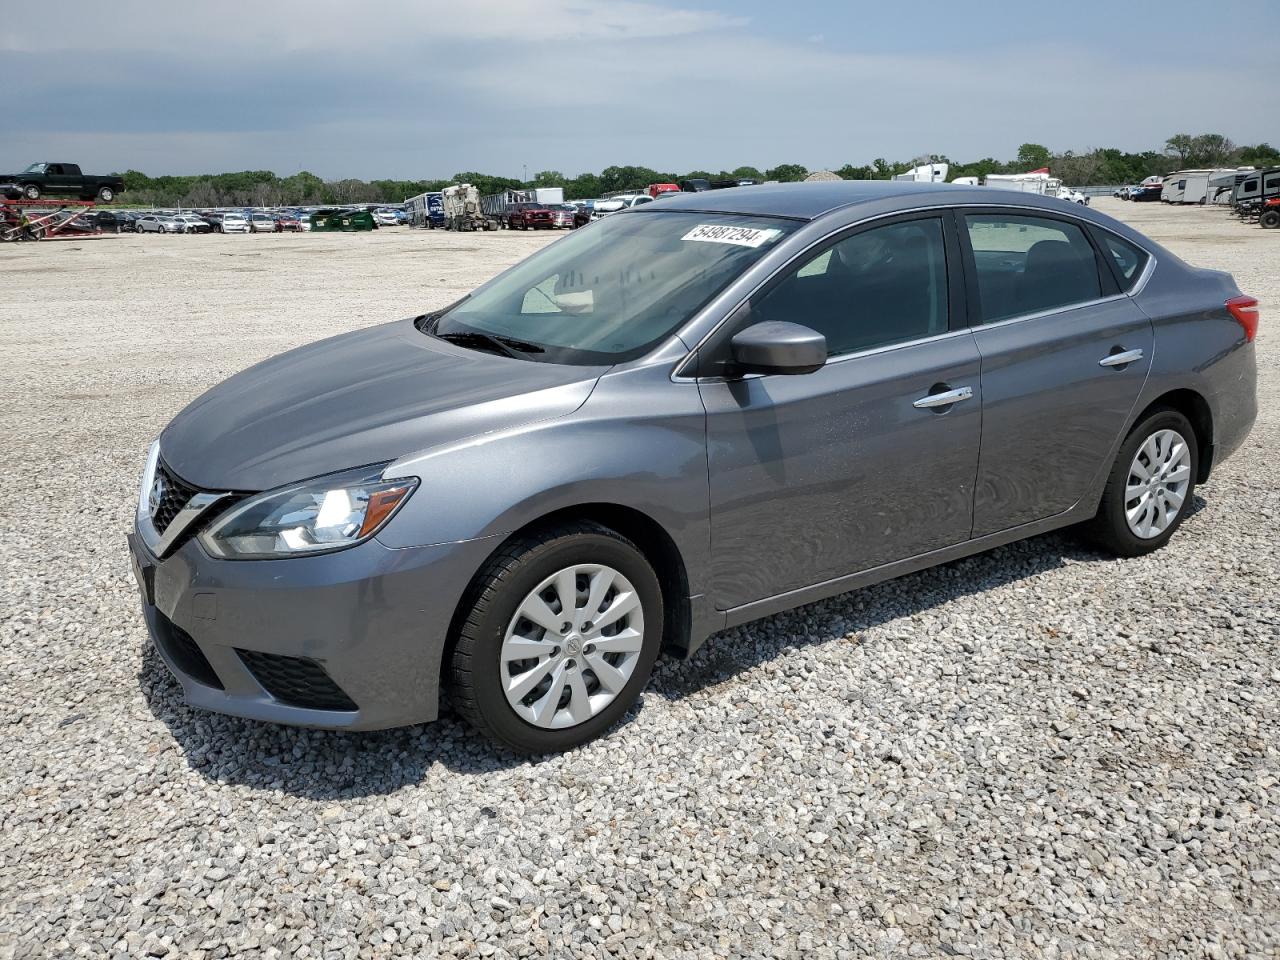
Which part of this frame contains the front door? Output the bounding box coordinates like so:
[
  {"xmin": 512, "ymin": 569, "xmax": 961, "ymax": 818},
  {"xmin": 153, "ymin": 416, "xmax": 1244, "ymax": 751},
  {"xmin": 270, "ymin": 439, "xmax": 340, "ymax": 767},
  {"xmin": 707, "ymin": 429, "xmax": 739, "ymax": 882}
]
[
  {"xmin": 699, "ymin": 214, "xmax": 983, "ymax": 610},
  {"xmin": 958, "ymin": 211, "xmax": 1154, "ymax": 535}
]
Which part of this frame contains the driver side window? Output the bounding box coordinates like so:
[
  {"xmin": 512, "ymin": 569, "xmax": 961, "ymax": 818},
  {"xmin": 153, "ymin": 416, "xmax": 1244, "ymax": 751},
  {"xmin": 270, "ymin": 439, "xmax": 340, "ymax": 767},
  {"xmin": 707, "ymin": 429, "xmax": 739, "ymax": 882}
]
[{"xmin": 752, "ymin": 218, "xmax": 949, "ymax": 357}]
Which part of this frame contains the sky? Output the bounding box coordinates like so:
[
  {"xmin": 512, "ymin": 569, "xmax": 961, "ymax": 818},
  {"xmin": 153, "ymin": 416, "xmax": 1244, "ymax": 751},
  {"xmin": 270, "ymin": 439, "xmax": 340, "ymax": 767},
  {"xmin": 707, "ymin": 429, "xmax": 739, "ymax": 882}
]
[{"xmin": 3, "ymin": 0, "xmax": 1277, "ymax": 181}]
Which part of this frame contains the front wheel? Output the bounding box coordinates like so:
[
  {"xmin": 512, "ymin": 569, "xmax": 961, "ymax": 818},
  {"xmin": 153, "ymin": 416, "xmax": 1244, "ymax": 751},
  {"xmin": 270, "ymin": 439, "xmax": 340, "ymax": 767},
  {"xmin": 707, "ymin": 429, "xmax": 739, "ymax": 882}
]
[
  {"xmin": 1085, "ymin": 409, "xmax": 1198, "ymax": 557},
  {"xmin": 450, "ymin": 522, "xmax": 663, "ymax": 754},
  {"xmin": 22, "ymin": 183, "xmax": 40, "ymax": 200},
  {"xmin": 1260, "ymin": 209, "xmax": 1280, "ymax": 229}
]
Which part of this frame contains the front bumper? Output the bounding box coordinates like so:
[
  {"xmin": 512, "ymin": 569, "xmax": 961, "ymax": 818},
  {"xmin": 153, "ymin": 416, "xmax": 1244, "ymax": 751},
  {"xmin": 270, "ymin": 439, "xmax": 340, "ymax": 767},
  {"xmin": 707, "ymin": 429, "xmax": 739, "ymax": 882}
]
[{"xmin": 129, "ymin": 527, "xmax": 499, "ymax": 730}]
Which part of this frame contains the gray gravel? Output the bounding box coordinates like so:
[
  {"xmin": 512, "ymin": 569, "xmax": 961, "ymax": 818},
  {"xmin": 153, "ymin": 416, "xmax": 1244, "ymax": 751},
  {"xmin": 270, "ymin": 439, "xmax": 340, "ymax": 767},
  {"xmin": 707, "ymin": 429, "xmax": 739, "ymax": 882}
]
[{"xmin": 1, "ymin": 206, "xmax": 1277, "ymax": 959}]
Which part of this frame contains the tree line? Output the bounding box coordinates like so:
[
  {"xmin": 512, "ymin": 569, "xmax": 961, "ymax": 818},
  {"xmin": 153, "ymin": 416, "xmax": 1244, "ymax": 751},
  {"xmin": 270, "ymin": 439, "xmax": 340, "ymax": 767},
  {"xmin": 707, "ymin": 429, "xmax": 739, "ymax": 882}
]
[{"xmin": 115, "ymin": 134, "xmax": 1279, "ymax": 207}]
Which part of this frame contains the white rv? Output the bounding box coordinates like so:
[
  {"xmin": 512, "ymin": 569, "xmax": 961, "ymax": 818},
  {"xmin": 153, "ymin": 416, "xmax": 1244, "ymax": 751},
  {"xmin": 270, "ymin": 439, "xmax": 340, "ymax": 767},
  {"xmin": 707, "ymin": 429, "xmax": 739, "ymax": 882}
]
[
  {"xmin": 1207, "ymin": 168, "xmax": 1256, "ymax": 205},
  {"xmin": 1161, "ymin": 170, "xmax": 1219, "ymax": 204}
]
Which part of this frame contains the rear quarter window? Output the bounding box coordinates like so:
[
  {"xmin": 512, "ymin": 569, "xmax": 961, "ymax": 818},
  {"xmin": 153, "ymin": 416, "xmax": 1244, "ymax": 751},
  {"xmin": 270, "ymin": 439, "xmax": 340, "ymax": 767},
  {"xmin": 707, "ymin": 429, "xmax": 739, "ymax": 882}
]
[{"xmin": 1094, "ymin": 230, "xmax": 1151, "ymax": 291}]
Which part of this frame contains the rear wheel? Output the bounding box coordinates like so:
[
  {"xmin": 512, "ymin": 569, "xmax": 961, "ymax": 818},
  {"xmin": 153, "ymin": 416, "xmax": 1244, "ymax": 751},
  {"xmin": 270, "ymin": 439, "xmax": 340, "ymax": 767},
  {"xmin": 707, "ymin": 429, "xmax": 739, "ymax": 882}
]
[
  {"xmin": 97, "ymin": 186, "xmax": 115, "ymax": 203},
  {"xmin": 1085, "ymin": 408, "xmax": 1198, "ymax": 557},
  {"xmin": 450, "ymin": 522, "xmax": 663, "ymax": 754},
  {"xmin": 1261, "ymin": 209, "xmax": 1280, "ymax": 229}
]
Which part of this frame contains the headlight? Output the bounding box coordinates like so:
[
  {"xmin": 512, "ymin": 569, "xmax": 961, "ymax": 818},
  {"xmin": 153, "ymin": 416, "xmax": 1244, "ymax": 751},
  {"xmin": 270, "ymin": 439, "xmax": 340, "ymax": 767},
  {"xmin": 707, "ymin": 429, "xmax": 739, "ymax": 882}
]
[
  {"xmin": 198, "ymin": 464, "xmax": 418, "ymax": 560},
  {"xmin": 137, "ymin": 440, "xmax": 161, "ymax": 525}
]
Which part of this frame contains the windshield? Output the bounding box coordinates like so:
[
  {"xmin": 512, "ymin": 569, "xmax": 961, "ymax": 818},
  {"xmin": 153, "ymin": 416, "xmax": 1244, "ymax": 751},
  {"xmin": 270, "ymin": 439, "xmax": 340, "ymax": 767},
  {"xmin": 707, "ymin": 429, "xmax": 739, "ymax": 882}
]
[
  {"xmin": 23, "ymin": 163, "xmax": 46, "ymax": 174},
  {"xmin": 431, "ymin": 210, "xmax": 796, "ymax": 364}
]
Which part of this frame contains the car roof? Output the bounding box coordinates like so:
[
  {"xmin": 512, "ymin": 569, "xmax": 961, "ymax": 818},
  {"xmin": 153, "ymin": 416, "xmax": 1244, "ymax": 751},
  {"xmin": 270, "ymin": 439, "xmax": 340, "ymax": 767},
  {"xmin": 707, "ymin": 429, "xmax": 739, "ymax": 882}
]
[
  {"xmin": 648, "ymin": 179, "xmax": 1128, "ymax": 226},
  {"xmin": 650, "ymin": 180, "xmax": 977, "ymax": 220}
]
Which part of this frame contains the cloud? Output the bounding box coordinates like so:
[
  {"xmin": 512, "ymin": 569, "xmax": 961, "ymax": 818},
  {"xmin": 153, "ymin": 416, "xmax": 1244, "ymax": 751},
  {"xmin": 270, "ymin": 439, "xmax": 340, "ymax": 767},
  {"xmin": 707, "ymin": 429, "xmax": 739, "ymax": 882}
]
[{"xmin": 3, "ymin": 0, "xmax": 1276, "ymax": 179}]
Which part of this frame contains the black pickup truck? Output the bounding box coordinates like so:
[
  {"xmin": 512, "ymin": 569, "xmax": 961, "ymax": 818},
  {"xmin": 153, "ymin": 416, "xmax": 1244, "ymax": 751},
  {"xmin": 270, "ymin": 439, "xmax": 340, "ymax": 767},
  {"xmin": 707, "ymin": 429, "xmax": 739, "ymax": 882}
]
[{"xmin": 0, "ymin": 163, "xmax": 126, "ymax": 202}]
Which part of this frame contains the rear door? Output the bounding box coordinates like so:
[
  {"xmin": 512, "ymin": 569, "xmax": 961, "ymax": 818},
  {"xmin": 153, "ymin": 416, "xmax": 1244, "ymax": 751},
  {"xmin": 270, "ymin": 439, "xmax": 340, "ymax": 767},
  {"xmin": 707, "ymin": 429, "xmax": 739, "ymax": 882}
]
[{"xmin": 958, "ymin": 209, "xmax": 1153, "ymax": 536}]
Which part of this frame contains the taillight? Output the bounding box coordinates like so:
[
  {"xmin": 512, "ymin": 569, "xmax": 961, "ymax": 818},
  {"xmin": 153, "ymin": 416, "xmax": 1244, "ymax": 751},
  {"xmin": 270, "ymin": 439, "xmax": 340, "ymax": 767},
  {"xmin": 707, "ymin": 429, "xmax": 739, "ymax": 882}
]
[{"xmin": 1226, "ymin": 295, "xmax": 1259, "ymax": 342}]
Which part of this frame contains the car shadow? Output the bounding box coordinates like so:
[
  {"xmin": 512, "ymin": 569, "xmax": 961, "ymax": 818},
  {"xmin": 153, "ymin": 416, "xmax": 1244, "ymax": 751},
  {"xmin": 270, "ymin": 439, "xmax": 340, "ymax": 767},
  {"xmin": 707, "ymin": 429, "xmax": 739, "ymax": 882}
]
[{"xmin": 140, "ymin": 499, "xmax": 1204, "ymax": 800}]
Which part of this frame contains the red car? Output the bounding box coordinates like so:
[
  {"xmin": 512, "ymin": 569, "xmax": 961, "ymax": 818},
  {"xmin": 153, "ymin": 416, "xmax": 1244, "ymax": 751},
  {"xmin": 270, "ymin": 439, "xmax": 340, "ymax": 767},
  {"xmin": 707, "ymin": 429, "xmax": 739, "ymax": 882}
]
[
  {"xmin": 276, "ymin": 214, "xmax": 303, "ymax": 232},
  {"xmin": 505, "ymin": 203, "xmax": 557, "ymax": 230}
]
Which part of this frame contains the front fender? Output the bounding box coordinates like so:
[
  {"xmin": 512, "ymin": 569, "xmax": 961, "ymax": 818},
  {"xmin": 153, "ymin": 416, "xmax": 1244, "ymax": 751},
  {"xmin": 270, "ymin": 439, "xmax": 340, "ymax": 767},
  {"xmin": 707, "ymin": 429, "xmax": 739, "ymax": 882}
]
[{"xmin": 377, "ymin": 363, "xmax": 711, "ymax": 598}]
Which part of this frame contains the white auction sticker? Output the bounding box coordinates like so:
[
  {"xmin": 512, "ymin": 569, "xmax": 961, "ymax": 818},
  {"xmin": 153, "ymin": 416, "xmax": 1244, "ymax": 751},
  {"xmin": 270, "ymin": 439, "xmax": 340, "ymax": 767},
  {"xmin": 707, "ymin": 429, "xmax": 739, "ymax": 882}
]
[{"xmin": 681, "ymin": 224, "xmax": 783, "ymax": 248}]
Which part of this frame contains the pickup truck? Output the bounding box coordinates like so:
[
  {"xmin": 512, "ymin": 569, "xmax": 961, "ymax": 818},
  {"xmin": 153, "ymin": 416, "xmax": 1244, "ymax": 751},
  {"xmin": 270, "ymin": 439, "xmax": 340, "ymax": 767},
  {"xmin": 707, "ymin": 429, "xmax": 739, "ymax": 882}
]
[
  {"xmin": 505, "ymin": 202, "xmax": 557, "ymax": 230},
  {"xmin": 0, "ymin": 163, "xmax": 126, "ymax": 202}
]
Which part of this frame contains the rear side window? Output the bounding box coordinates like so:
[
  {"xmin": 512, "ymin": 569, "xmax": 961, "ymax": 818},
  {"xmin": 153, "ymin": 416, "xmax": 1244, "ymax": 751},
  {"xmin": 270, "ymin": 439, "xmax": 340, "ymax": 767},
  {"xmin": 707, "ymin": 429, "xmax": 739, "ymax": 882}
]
[
  {"xmin": 964, "ymin": 214, "xmax": 1102, "ymax": 323},
  {"xmin": 1096, "ymin": 231, "xmax": 1150, "ymax": 290}
]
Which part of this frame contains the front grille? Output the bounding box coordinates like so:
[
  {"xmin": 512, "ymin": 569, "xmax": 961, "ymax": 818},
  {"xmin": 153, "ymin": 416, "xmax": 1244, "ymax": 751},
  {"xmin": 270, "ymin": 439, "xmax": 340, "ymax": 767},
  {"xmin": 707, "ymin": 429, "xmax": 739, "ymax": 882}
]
[
  {"xmin": 237, "ymin": 650, "xmax": 358, "ymax": 712},
  {"xmin": 150, "ymin": 460, "xmax": 245, "ymax": 553},
  {"xmin": 155, "ymin": 613, "xmax": 224, "ymax": 689},
  {"xmin": 151, "ymin": 459, "xmax": 198, "ymax": 534}
]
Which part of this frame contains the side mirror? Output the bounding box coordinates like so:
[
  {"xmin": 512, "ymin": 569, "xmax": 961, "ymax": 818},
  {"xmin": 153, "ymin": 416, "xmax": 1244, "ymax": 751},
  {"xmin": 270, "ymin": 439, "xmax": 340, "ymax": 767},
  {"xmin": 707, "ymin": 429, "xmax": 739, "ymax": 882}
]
[{"xmin": 730, "ymin": 321, "xmax": 826, "ymax": 376}]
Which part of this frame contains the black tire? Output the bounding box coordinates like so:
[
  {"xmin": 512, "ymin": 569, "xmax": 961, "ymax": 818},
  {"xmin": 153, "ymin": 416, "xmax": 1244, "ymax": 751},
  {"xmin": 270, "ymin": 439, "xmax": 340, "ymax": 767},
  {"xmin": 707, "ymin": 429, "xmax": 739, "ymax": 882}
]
[
  {"xmin": 450, "ymin": 522, "xmax": 664, "ymax": 754},
  {"xmin": 22, "ymin": 183, "xmax": 40, "ymax": 200},
  {"xmin": 1085, "ymin": 408, "xmax": 1198, "ymax": 557},
  {"xmin": 1260, "ymin": 209, "xmax": 1280, "ymax": 229},
  {"xmin": 97, "ymin": 186, "xmax": 115, "ymax": 203}
]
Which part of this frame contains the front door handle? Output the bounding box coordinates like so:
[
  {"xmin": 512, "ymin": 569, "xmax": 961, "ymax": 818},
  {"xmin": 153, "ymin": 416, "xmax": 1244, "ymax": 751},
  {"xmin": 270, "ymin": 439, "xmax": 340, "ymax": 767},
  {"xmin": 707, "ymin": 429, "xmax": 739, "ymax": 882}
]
[
  {"xmin": 1099, "ymin": 348, "xmax": 1144, "ymax": 368},
  {"xmin": 913, "ymin": 385, "xmax": 974, "ymax": 409}
]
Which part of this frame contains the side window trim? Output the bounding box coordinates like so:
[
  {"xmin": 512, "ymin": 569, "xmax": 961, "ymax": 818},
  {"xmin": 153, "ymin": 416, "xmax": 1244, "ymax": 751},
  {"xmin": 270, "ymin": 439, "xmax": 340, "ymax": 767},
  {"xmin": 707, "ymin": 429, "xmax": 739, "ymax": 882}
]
[
  {"xmin": 692, "ymin": 211, "xmax": 959, "ymax": 376},
  {"xmin": 953, "ymin": 207, "xmax": 1119, "ymax": 328}
]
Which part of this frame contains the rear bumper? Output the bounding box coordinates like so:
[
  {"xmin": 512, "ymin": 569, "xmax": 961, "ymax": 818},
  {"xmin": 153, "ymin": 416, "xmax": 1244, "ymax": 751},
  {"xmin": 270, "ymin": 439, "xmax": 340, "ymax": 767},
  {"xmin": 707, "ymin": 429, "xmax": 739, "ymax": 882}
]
[{"xmin": 131, "ymin": 527, "xmax": 500, "ymax": 730}]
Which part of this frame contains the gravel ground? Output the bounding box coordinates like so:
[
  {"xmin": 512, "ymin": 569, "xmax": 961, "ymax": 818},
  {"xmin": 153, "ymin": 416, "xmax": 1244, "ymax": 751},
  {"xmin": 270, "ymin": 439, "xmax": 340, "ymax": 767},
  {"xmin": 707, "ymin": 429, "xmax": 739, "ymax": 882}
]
[{"xmin": 1, "ymin": 204, "xmax": 1277, "ymax": 959}]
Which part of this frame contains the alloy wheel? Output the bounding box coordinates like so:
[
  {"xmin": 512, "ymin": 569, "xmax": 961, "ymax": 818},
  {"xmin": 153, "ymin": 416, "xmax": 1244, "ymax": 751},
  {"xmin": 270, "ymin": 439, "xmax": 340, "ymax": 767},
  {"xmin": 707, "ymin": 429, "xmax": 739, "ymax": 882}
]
[
  {"xmin": 500, "ymin": 563, "xmax": 645, "ymax": 729},
  {"xmin": 1125, "ymin": 428, "xmax": 1192, "ymax": 538}
]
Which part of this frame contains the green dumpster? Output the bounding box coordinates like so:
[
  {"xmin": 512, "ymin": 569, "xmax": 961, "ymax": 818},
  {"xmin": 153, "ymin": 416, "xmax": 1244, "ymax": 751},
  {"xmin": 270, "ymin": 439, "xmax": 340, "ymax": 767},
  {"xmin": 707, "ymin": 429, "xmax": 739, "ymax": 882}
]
[{"xmin": 309, "ymin": 208, "xmax": 378, "ymax": 232}]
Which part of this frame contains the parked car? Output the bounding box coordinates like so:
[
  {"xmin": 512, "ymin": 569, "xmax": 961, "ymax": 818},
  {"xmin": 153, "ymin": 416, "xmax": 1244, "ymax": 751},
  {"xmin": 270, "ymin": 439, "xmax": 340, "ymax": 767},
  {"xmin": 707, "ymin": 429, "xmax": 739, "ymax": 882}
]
[
  {"xmin": 505, "ymin": 203, "xmax": 557, "ymax": 230},
  {"xmin": 220, "ymin": 213, "xmax": 250, "ymax": 234},
  {"xmin": 128, "ymin": 181, "xmax": 1257, "ymax": 754},
  {"xmin": 1054, "ymin": 185, "xmax": 1089, "ymax": 205},
  {"xmin": 173, "ymin": 214, "xmax": 213, "ymax": 234},
  {"xmin": 552, "ymin": 205, "xmax": 576, "ymax": 229},
  {"xmin": 572, "ymin": 201, "xmax": 596, "ymax": 228},
  {"xmin": 134, "ymin": 215, "xmax": 182, "ymax": 234},
  {"xmin": 0, "ymin": 162, "xmax": 125, "ymax": 202},
  {"xmin": 680, "ymin": 178, "xmax": 711, "ymax": 192},
  {"xmin": 373, "ymin": 208, "xmax": 400, "ymax": 227},
  {"xmin": 276, "ymin": 214, "xmax": 304, "ymax": 232},
  {"xmin": 589, "ymin": 198, "xmax": 626, "ymax": 221},
  {"xmin": 249, "ymin": 213, "xmax": 279, "ymax": 233},
  {"xmin": 92, "ymin": 210, "xmax": 137, "ymax": 233}
]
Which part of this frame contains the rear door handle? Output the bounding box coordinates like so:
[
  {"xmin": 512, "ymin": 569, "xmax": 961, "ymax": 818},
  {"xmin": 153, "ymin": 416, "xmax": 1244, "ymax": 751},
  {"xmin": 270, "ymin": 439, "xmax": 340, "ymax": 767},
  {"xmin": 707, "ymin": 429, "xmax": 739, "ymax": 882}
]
[
  {"xmin": 1098, "ymin": 348, "xmax": 1144, "ymax": 367},
  {"xmin": 913, "ymin": 385, "xmax": 974, "ymax": 409}
]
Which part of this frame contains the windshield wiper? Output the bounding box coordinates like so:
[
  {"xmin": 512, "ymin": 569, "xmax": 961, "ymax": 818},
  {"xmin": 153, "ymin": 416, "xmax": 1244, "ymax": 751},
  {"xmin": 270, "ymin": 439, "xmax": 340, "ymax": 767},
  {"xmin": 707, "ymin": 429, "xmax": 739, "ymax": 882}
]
[{"xmin": 434, "ymin": 330, "xmax": 545, "ymax": 358}]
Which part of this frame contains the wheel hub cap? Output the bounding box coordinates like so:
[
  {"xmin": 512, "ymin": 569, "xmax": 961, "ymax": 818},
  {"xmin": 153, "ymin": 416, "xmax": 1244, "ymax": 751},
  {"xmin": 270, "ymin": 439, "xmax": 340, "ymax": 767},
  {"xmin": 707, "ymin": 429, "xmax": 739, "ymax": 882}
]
[
  {"xmin": 500, "ymin": 563, "xmax": 645, "ymax": 730},
  {"xmin": 1124, "ymin": 428, "xmax": 1191, "ymax": 539}
]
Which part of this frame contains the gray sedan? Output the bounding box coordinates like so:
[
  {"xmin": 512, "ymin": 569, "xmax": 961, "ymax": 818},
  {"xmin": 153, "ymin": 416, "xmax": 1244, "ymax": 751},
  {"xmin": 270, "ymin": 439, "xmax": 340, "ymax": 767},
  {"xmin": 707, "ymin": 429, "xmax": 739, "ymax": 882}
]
[{"xmin": 128, "ymin": 181, "xmax": 1258, "ymax": 754}]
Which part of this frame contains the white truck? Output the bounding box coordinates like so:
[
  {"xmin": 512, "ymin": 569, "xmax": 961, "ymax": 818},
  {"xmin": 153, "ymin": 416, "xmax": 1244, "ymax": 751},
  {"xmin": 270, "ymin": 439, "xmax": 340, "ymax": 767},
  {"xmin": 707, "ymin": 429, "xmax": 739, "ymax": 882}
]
[
  {"xmin": 442, "ymin": 184, "xmax": 498, "ymax": 231},
  {"xmin": 893, "ymin": 162, "xmax": 949, "ymax": 183}
]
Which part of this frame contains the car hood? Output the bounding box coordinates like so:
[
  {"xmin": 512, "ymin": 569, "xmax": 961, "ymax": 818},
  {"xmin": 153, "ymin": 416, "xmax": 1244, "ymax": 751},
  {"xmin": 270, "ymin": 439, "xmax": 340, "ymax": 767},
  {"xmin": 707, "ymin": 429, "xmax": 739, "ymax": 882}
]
[{"xmin": 160, "ymin": 318, "xmax": 605, "ymax": 491}]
